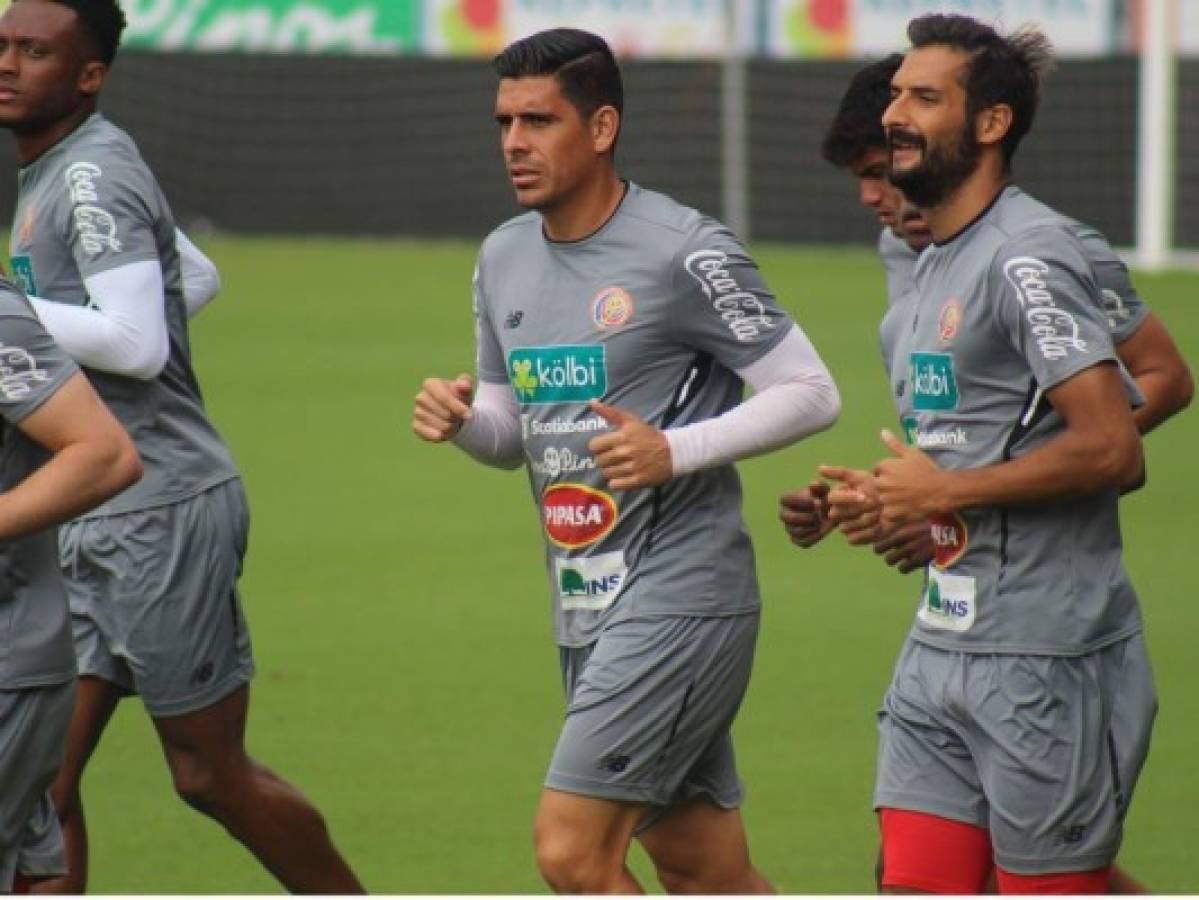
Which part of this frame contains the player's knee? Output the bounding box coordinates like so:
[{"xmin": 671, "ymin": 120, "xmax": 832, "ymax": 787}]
[
  {"xmin": 533, "ymin": 825, "xmax": 616, "ymax": 893},
  {"xmin": 169, "ymin": 757, "xmax": 240, "ymax": 818}
]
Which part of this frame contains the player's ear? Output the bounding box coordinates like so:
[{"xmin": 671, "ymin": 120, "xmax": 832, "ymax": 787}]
[
  {"xmin": 77, "ymin": 61, "xmax": 106, "ymax": 99},
  {"xmin": 975, "ymin": 103, "xmax": 1012, "ymax": 149},
  {"xmin": 591, "ymin": 105, "xmax": 620, "ymax": 155}
]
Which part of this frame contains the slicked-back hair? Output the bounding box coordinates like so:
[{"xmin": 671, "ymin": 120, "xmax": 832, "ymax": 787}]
[
  {"xmin": 493, "ymin": 28, "xmax": 624, "ymax": 124},
  {"xmin": 27, "ymin": 0, "xmax": 126, "ymax": 66},
  {"xmin": 821, "ymin": 53, "xmax": 903, "ymax": 168},
  {"xmin": 907, "ymin": 13, "xmax": 1054, "ymax": 167}
]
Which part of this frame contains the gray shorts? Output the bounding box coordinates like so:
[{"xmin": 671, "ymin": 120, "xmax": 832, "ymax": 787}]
[
  {"xmin": 874, "ymin": 635, "xmax": 1156, "ymax": 875},
  {"xmin": 0, "ymin": 683, "xmax": 74, "ymax": 891},
  {"xmin": 59, "ymin": 480, "xmax": 256, "ymax": 718},
  {"xmin": 547, "ymin": 612, "xmax": 759, "ymax": 815}
]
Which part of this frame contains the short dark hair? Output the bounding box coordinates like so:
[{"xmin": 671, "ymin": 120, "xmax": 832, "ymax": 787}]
[
  {"xmin": 821, "ymin": 54, "xmax": 903, "ymax": 168},
  {"xmin": 493, "ymin": 28, "xmax": 624, "ymax": 122},
  {"xmin": 28, "ymin": 0, "xmax": 126, "ymax": 66},
  {"xmin": 906, "ymin": 13, "xmax": 1054, "ymax": 167}
]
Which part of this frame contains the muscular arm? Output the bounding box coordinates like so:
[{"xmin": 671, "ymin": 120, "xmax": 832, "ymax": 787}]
[
  {"xmin": 1116, "ymin": 313, "xmax": 1194, "ymax": 434},
  {"xmin": 0, "ymin": 374, "xmax": 141, "ymax": 541},
  {"xmin": 877, "ymin": 363, "xmax": 1142, "ymax": 524}
]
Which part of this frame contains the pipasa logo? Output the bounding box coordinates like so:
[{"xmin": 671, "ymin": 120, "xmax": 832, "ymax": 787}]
[
  {"xmin": 508, "ymin": 345, "xmax": 606, "ymax": 405},
  {"xmin": 555, "ymin": 550, "xmax": 627, "ymax": 612},
  {"xmin": 929, "ymin": 512, "xmax": 968, "ymax": 570},
  {"xmin": 909, "ymin": 352, "xmax": 958, "ymax": 411},
  {"xmin": 542, "ymin": 483, "xmax": 618, "ymax": 549}
]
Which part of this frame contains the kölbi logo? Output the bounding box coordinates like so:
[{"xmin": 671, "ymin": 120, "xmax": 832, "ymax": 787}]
[
  {"xmin": 683, "ymin": 249, "xmax": 775, "ymax": 342},
  {"xmin": 908, "ymin": 352, "xmax": 958, "ymax": 411},
  {"xmin": 508, "ymin": 345, "xmax": 607, "ymax": 405}
]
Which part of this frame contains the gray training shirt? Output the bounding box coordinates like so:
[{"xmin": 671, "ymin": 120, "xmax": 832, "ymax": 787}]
[
  {"xmin": 0, "ymin": 281, "xmax": 79, "ymax": 688},
  {"xmin": 877, "ymin": 218, "xmax": 1149, "ymax": 378},
  {"xmin": 474, "ymin": 183, "xmax": 794, "ymax": 648},
  {"xmin": 9, "ymin": 114, "xmax": 238, "ymax": 518},
  {"xmin": 891, "ymin": 186, "xmax": 1142, "ymax": 655}
]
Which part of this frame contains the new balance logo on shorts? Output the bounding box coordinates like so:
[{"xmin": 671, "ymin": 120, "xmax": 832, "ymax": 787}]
[{"xmin": 597, "ymin": 752, "xmax": 630, "ymax": 774}]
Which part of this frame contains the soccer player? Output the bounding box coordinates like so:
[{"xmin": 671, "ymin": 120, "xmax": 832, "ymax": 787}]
[
  {"xmin": 0, "ymin": 1, "xmax": 363, "ymax": 892},
  {"xmin": 0, "ymin": 275, "xmax": 140, "ymax": 893},
  {"xmin": 781, "ymin": 53, "xmax": 1192, "ymax": 565},
  {"xmin": 413, "ymin": 28, "xmax": 840, "ymax": 894},
  {"xmin": 820, "ymin": 15, "xmax": 1156, "ymax": 893}
]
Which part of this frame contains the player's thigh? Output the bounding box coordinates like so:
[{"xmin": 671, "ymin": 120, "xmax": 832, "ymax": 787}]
[
  {"xmin": 82, "ymin": 482, "xmax": 256, "ymax": 719},
  {"xmin": 967, "ymin": 638, "xmax": 1154, "ymax": 876},
  {"xmin": 547, "ymin": 613, "xmax": 758, "ymax": 811},
  {"xmin": 637, "ymin": 796, "xmax": 754, "ymax": 884},
  {"xmin": 874, "ymin": 640, "xmax": 989, "ymax": 828},
  {"xmin": 0, "ymin": 683, "xmax": 74, "ymax": 890}
]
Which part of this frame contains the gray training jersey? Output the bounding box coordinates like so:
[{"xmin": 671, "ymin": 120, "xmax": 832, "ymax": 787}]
[
  {"xmin": 877, "ymin": 219, "xmax": 1148, "ymax": 378},
  {"xmin": 475, "ymin": 183, "xmax": 794, "ymax": 647},
  {"xmin": 9, "ymin": 114, "xmax": 238, "ymax": 518},
  {"xmin": 892, "ymin": 186, "xmax": 1141, "ymax": 655},
  {"xmin": 0, "ymin": 281, "xmax": 79, "ymax": 688}
]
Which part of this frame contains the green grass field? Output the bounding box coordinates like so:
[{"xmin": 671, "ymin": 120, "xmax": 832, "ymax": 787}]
[{"xmin": 77, "ymin": 238, "xmax": 1198, "ymax": 893}]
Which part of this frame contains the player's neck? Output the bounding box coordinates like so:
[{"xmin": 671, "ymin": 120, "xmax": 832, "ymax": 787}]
[
  {"xmin": 542, "ymin": 171, "xmax": 626, "ymax": 243},
  {"xmin": 13, "ymin": 101, "xmax": 98, "ymax": 166},
  {"xmin": 925, "ymin": 158, "xmax": 1009, "ymax": 245}
]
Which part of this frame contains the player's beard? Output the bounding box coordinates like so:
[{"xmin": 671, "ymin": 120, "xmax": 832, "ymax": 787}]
[{"xmin": 887, "ymin": 125, "xmax": 982, "ymax": 209}]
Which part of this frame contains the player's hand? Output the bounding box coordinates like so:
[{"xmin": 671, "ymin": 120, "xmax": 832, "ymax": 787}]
[
  {"xmin": 872, "ymin": 520, "xmax": 935, "ymax": 573},
  {"xmin": 412, "ymin": 373, "xmax": 474, "ymax": 442},
  {"xmin": 588, "ymin": 400, "xmax": 672, "ymax": 491},
  {"xmin": 874, "ymin": 429, "xmax": 947, "ymax": 526},
  {"xmin": 778, "ymin": 481, "xmax": 833, "ymax": 548},
  {"xmin": 819, "ymin": 465, "xmax": 884, "ymax": 545}
]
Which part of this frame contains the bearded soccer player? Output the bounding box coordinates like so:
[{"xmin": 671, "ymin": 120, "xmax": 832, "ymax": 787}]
[
  {"xmin": 813, "ymin": 15, "xmax": 1157, "ymax": 893},
  {"xmin": 413, "ymin": 28, "xmax": 840, "ymax": 894},
  {"xmin": 0, "ymin": 0, "xmax": 363, "ymax": 892},
  {"xmin": 0, "ymin": 275, "xmax": 140, "ymax": 893},
  {"xmin": 780, "ymin": 54, "xmax": 1192, "ymax": 575}
]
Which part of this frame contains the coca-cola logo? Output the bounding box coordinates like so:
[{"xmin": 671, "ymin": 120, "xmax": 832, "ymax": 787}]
[
  {"xmin": 683, "ymin": 249, "xmax": 775, "ymax": 342},
  {"xmin": 1002, "ymin": 256, "xmax": 1087, "ymax": 361}
]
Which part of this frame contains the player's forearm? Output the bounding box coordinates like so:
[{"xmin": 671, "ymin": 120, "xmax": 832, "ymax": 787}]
[
  {"xmin": 176, "ymin": 228, "xmax": 222, "ymax": 317},
  {"xmin": 666, "ymin": 325, "xmax": 841, "ymax": 476},
  {"xmin": 0, "ymin": 432, "xmax": 140, "ymax": 541},
  {"xmin": 452, "ymin": 380, "xmax": 523, "ymax": 469},
  {"xmin": 1131, "ymin": 370, "xmax": 1194, "ymax": 434},
  {"xmin": 933, "ymin": 427, "xmax": 1142, "ymax": 514}
]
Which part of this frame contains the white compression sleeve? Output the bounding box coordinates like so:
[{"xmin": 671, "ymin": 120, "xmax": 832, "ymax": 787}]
[
  {"xmin": 29, "ymin": 260, "xmax": 169, "ymax": 380},
  {"xmin": 664, "ymin": 325, "xmax": 841, "ymax": 476},
  {"xmin": 176, "ymin": 228, "xmax": 221, "ymax": 317},
  {"xmin": 452, "ymin": 380, "xmax": 524, "ymax": 469}
]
